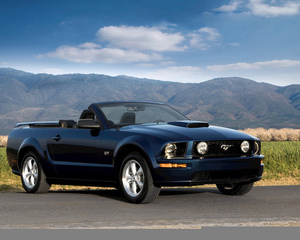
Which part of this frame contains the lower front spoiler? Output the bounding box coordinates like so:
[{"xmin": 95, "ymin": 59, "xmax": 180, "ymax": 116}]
[
  {"xmin": 155, "ymin": 176, "xmax": 262, "ymax": 187},
  {"xmin": 153, "ymin": 155, "xmax": 264, "ymax": 187}
]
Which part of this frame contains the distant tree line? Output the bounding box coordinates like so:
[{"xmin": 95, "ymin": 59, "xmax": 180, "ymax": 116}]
[{"xmin": 241, "ymin": 128, "xmax": 300, "ymax": 142}]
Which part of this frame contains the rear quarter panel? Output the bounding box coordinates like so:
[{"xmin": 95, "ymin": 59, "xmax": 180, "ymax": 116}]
[{"xmin": 7, "ymin": 128, "xmax": 57, "ymax": 177}]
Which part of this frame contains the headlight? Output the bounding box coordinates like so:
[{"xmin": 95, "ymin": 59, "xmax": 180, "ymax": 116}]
[
  {"xmin": 254, "ymin": 141, "xmax": 260, "ymax": 155},
  {"xmin": 197, "ymin": 141, "xmax": 208, "ymax": 155},
  {"xmin": 165, "ymin": 143, "xmax": 177, "ymax": 159},
  {"xmin": 241, "ymin": 141, "xmax": 250, "ymax": 153}
]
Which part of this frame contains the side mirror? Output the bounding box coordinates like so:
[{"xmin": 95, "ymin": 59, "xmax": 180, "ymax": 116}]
[{"xmin": 77, "ymin": 119, "xmax": 100, "ymax": 129}]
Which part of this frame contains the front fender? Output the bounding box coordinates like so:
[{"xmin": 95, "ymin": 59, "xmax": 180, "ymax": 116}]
[{"xmin": 113, "ymin": 134, "xmax": 166, "ymax": 170}]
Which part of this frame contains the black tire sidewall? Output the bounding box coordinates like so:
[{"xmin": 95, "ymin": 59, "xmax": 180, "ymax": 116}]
[
  {"xmin": 21, "ymin": 152, "xmax": 43, "ymax": 193},
  {"xmin": 119, "ymin": 152, "xmax": 151, "ymax": 203},
  {"xmin": 217, "ymin": 182, "xmax": 254, "ymax": 195}
]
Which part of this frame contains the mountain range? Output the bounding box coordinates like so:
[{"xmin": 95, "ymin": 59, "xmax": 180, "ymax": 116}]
[{"xmin": 0, "ymin": 68, "xmax": 299, "ymax": 134}]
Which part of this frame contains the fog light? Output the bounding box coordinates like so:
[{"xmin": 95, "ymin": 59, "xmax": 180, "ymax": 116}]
[
  {"xmin": 241, "ymin": 141, "xmax": 250, "ymax": 153},
  {"xmin": 197, "ymin": 142, "xmax": 208, "ymax": 155}
]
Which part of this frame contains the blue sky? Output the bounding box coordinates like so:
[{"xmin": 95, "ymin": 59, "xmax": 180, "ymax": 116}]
[{"xmin": 1, "ymin": 0, "xmax": 300, "ymax": 86}]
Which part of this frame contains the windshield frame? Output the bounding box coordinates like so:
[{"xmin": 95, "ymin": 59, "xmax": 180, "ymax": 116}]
[{"xmin": 94, "ymin": 102, "xmax": 189, "ymax": 129}]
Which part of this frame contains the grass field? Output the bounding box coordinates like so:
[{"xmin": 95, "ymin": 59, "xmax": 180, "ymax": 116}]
[
  {"xmin": 0, "ymin": 147, "xmax": 21, "ymax": 192},
  {"xmin": 0, "ymin": 142, "xmax": 299, "ymax": 192},
  {"xmin": 261, "ymin": 141, "xmax": 300, "ymax": 179}
]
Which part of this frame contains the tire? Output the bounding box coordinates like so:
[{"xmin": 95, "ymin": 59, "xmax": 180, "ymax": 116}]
[
  {"xmin": 21, "ymin": 151, "xmax": 51, "ymax": 193},
  {"xmin": 216, "ymin": 182, "xmax": 254, "ymax": 196},
  {"xmin": 119, "ymin": 152, "xmax": 161, "ymax": 204}
]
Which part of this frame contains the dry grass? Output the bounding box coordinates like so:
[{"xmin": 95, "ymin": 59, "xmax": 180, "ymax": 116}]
[
  {"xmin": 241, "ymin": 128, "xmax": 300, "ymax": 141},
  {"xmin": 254, "ymin": 176, "xmax": 299, "ymax": 186},
  {"xmin": 0, "ymin": 136, "xmax": 8, "ymax": 147}
]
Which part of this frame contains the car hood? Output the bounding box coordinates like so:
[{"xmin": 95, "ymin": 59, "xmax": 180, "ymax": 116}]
[{"xmin": 120, "ymin": 121, "xmax": 256, "ymax": 142}]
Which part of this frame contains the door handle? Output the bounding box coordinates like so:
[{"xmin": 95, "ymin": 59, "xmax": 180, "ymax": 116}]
[{"xmin": 52, "ymin": 135, "xmax": 61, "ymax": 142}]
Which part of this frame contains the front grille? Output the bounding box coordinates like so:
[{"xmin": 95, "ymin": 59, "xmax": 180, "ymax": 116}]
[
  {"xmin": 193, "ymin": 140, "xmax": 252, "ymax": 158},
  {"xmin": 192, "ymin": 169, "xmax": 259, "ymax": 182}
]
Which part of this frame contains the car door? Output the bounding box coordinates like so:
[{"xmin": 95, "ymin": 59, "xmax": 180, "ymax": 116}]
[{"xmin": 49, "ymin": 128, "xmax": 116, "ymax": 180}]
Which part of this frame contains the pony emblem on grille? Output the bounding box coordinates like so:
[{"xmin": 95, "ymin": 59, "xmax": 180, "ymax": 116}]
[{"xmin": 221, "ymin": 144, "xmax": 233, "ymax": 151}]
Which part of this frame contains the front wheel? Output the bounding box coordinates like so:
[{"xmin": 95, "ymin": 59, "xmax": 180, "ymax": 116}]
[
  {"xmin": 21, "ymin": 152, "xmax": 51, "ymax": 193},
  {"xmin": 216, "ymin": 182, "xmax": 254, "ymax": 195},
  {"xmin": 119, "ymin": 152, "xmax": 160, "ymax": 204}
]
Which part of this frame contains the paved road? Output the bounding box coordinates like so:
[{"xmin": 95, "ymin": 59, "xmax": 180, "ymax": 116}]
[{"xmin": 0, "ymin": 185, "xmax": 299, "ymax": 228}]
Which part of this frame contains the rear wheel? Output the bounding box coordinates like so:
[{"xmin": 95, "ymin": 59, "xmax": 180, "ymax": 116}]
[
  {"xmin": 21, "ymin": 152, "xmax": 51, "ymax": 193},
  {"xmin": 216, "ymin": 182, "xmax": 254, "ymax": 195},
  {"xmin": 119, "ymin": 152, "xmax": 160, "ymax": 203}
]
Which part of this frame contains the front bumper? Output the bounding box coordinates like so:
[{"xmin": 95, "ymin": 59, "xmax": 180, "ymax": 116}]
[{"xmin": 152, "ymin": 155, "xmax": 264, "ymax": 187}]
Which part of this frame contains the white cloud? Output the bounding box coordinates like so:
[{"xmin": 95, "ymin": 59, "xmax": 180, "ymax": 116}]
[
  {"xmin": 135, "ymin": 63, "xmax": 156, "ymax": 68},
  {"xmin": 248, "ymin": 0, "xmax": 300, "ymax": 17},
  {"xmin": 79, "ymin": 42, "xmax": 101, "ymax": 49},
  {"xmin": 41, "ymin": 25, "xmax": 223, "ymax": 64},
  {"xmin": 46, "ymin": 44, "xmax": 163, "ymax": 63},
  {"xmin": 161, "ymin": 61, "xmax": 176, "ymax": 65},
  {"xmin": 198, "ymin": 27, "xmax": 221, "ymax": 41},
  {"xmin": 213, "ymin": 0, "xmax": 300, "ymax": 17},
  {"xmin": 229, "ymin": 42, "xmax": 241, "ymax": 47},
  {"xmin": 214, "ymin": 0, "xmax": 243, "ymax": 12},
  {"xmin": 207, "ymin": 59, "xmax": 300, "ymax": 70},
  {"xmin": 96, "ymin": 25, "xmax": 187, "ymax": 52},
  {"xmin": 188, "ymin": 27, "xmax": 221, "ymax": 50},
  {"xmin": 164, "ymin": 66, "xmax": 202, "ymax": 72}
]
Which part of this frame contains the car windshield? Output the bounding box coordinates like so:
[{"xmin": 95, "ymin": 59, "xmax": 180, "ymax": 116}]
[{"xmin": 96, "ymin": 102, "xmax": 188, "ymax": 128}]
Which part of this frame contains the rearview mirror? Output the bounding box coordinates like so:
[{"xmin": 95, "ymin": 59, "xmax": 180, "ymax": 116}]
[{"xmin": 77, "ymin": 119, "xmax": 100, "ymax": 129}]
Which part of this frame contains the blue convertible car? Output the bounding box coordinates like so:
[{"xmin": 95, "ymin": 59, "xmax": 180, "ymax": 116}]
[{"xmin": 7, "ymin": 102, "xmax": 264, "ymax": 203}]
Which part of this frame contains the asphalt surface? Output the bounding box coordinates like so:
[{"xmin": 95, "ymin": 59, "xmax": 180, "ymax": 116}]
[{"xmin": 0, "ymin": 185, "xmax": 299, "ymax": 228}]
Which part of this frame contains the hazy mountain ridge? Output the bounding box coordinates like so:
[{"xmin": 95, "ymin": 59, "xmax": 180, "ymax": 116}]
[
  {"xmin": 0, "ymin": 68, "xmax": 299, "ymax": 134},
  {"xmin": 277, "ymin": 85, "xmax": 300, "ymax": 110}
]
